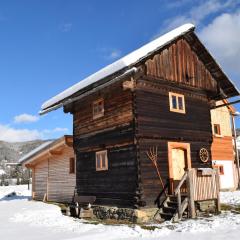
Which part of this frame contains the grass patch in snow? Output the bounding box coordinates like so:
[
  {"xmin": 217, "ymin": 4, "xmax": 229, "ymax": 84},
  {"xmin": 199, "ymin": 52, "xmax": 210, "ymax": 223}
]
[
  {"xmin": 221, "ymin": 203, "xmax": 240, "ymax": 213},
  {"xmin": 139, "ymin": 225, "xmax": 162, "ymax": 231}
]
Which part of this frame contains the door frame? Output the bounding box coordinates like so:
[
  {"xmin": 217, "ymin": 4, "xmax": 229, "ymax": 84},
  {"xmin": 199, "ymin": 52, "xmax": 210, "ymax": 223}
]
[{"xmin": 168, "ymin": 142, "xmax": 192, "ymax": 192}]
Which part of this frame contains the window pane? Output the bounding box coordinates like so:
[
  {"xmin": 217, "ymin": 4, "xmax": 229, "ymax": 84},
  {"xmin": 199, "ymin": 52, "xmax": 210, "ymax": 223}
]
[
  {"xmin": 93, "ymin": 105, "xmax": 98, "ymax": 114},
  {"xmin": 93, "ymin": 99, "xmax": 104, "ymax": 118},
  {"xmin": 102, "ymin": 153, "xmax": 106, "ymax": 168},
  {"xmin": 178, "ymin": 96, "xmax": 183, "ymax": 110},
  {"xmin": 214, "ymin": 124, "xmax": 220, "ymax": 135},
  {"xmin": 172, "ymin": 96, "xmax": 177, "ymax": 109},
  {"xmin": 96, "ymin": 154, "xmax": 101, "ymax": 169}
]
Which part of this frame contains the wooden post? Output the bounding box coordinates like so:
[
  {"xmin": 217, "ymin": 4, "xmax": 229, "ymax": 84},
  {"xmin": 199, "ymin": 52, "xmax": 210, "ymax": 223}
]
[
  {"xmin": 215, "ymin": 170, "xmax": 221, "ymax": 213},
  {"xmin": 32, "ymin": 167, "xmax": 35, "ymax": 199},
  {"xmin": 187, "ymin": 169, "xmax": 196, "ymax": 218},
  {"xmin": 177, "ymin": 191, "xmax": 182, "ymax": 219}
]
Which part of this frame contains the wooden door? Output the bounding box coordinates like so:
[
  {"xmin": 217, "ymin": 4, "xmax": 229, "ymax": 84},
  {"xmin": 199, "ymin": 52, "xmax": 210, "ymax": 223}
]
[{"xmin": 171, "ymin": 148, "xmax": 186, "ymax": 192}]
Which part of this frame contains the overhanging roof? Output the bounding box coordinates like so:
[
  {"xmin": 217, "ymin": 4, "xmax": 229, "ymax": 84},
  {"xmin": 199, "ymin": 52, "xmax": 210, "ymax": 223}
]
[
  {"xmin": 19, "ymin": 135, "xmax": 73, "ymax": 167},
  {"xmin": 40, "ymin": 23, "xmax": 239, "ymax": 114}
]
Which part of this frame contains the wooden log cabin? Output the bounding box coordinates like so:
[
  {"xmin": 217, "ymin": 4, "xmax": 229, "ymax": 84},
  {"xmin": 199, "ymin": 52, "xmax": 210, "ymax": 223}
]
[
  {"xmin": 20, "ymin": 136, "xmax": 75, "ymax": 203},
  {"xmin": 40, "ymin": 24, "xmax": 239, "ymax": 220},
  {"xmin": 211, "ymin": 100, "xmax": 238, "ymax": 190}
]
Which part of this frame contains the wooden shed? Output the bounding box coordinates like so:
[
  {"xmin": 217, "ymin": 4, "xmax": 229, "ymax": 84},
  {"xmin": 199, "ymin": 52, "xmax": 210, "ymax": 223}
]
[
  {"xmin": 40, "ymin": 24, "xmax": 239, "ymax": 221},
  {"xmin": 20, "ymin": 135, "xmax": 75, "ymax": 203}
]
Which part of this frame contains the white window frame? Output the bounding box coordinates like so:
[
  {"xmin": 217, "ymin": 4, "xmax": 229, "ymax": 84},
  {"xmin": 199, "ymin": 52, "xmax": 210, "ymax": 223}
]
[{"xmin": 169, "ymin": 92, "xmax": 186, "ymax": 114}]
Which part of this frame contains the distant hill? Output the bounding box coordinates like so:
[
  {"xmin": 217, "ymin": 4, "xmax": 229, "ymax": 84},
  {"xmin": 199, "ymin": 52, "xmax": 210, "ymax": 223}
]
[{"xmin": 0, "ymin": 140, "xmax": 50, "ymax": 163}]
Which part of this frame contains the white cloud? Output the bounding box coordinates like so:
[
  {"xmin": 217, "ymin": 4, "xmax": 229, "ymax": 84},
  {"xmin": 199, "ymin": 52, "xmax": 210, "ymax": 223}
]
[
  {"xmin": 53, "ymin": 127, "xmax": 69, "ymax": 132},
  {"xmin": 14, "ymin": 114, "xmax": 39, "ymax": 124},
  {"xmin": 157, "ymin": 0, "xmax": 238, "ymax": 35},
  {"xmin": 59, "ymin": 23, "xmax": 72, "ymax": 32},
  {"xmin": 0, "ymin": 124, "xmax": 42, "ymax": 142},
  {"xmin": 43, "ymin": 127, "xmax": 69, "ymax": 134},
  {"xmin": 199, "ymin": 11, "xmax": 240, "ymax": 86},
  {"xmin": 98, "ymin": 48, "xmax": 122, "ymax": 60},
  {"xmin": 107, "ymin": 49, "xmax": 122, "ymax": 60},
  {"xmin": 0, "ymin": 124, "xmax": 69, "ymax": 142}
]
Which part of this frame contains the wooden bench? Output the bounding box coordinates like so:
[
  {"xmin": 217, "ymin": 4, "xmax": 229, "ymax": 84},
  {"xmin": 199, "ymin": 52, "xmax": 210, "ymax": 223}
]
[
  {"xmin": 74, "ymin": 195, "xmax": 96, "ymax": 206},
  {"xmin": 70, "ymin": 195, "xmax": 96, "ymax": 218}
]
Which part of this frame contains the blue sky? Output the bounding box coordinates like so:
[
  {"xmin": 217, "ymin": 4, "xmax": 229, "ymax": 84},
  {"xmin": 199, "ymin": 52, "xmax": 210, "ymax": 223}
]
[{"xmin": 0, "ymin": 0, "xmax": 240, "ymax": 142}]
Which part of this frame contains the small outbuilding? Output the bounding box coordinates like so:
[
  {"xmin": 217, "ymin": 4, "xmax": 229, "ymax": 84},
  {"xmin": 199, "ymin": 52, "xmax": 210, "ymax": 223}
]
[
  {"xmin": 20, "ymin": 135, "xmax": 75, "ymax": 203},
  {"xmin": 211, "ymin": 100, "xmax": 239, "ymax": 190}
]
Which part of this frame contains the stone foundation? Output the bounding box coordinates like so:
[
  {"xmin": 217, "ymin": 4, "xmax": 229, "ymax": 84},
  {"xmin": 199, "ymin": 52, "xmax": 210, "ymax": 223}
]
[
  {"xmin": 92, "ymin": 205, "xmax": 158, "ymax": 223},
  {"xmin": 195, "ymin": 200, "xmax": 217, "ymax": 216}
]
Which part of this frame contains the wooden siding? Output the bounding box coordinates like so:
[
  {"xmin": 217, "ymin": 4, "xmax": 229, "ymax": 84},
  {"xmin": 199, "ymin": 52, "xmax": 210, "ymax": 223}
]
[
  {"xmin": 70, "ymin": 36, "xmax": 222, "ymax": 208},
  {"xmin": 211, "ymin": 101, "xmax": 232, "ymax": 137},
  {"xmin": 211, "ymin": 136, "xmax": 234, "ymax": 161},
  {"xmin": 32, "ymin": 145, "xmax": 75, "ymax": 203},
  {"xmin": 76, "ymin": 142, "xmax": 137, "ymax": 207},
  {"xmin": 211, "ymin": 101, "xmax": 234, "ymax": 161},
  {"xmin": 192, "ymin": 169, "xmax": 219, "ymax": 201},
  {"xmin": 135, "ymin": 79, "xmax": 212, "ymax": 141},
  {"xmin": 73, "ymin": 81, "xmax": 133, "ymax": 138},
  {"xmin": 135, "ymin": 78, "xmax": 213, "ymax": 206},
  {"xmin": 48, "ymin": 147, "xmax": 75, "ymax": 203},
  {"xmin": 73, "ymin": 83, "xmax": 138, "ymax": 207},
  {"xmin": 33, "ymin": 159, "xmax": 48, "ymax": 201},
  {"xmin": 145, "ymin": 38, "xmax": 217, "ymax": 92}
]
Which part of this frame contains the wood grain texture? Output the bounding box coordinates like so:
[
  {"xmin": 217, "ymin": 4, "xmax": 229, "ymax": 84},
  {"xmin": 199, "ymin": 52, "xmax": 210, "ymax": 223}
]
[
  {"xmin": 145, "ymin": 38, "xmax": 217, "ymax": 93},
  {"xmin": 211, "ymin": 136, "xmax": 234, "ymax": 160},
  {"xmin": 135, "ymin": 78, "xmax": 213, "ymax": 207},
  {"xmin": 32, "ymin": 145, "xmax": 75, "ymax": 203}
]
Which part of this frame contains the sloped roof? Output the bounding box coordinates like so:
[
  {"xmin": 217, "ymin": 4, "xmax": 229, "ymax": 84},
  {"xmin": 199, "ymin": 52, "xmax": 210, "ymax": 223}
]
[
  {"xmin": 19, "ymin": 135, "xmax": 73, "ymax": 166},
  {"xmin": 19, "ymin": 140, "xmax": 54, "ymax": 164},
  {"xmin": 40, "ymin": 23, "xmax": 239, "ymax": 114},
  {"xmin": 41, "ymin": 24, "xmax": 195, "ymax": 112}
]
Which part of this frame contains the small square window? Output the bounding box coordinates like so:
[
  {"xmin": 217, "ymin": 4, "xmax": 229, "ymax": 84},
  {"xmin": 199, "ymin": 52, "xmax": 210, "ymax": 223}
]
[
  {"xmin": 93, "ymin": 99, "xmax": 104, "ymax": 119},
  {"xmin": 96, "ymin": 150, "xmax": 108, "ymax": 171},
  {"xmin": 169, "ymin": 92, "xmax": 186, "ymax": 114},
  {"xmin": 213, "ymin": 164, "xmax": 224, "ymax": 175},
  {"xmin": 69, "ymin": 158, "xmax": 75, "ymax": 174},
  {"xmin": 213, "ymin": 124, "xmax": 221, "ymax": 136}
]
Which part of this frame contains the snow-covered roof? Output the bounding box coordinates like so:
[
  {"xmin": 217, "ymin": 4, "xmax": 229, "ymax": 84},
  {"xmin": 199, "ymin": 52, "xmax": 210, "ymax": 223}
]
[
  {"xmin": 41, "ymin": 23, "xmax": 195, "ymax": 112},
  {"xmin": 19, "ymin": 136, "xmax": 73, "ymax": 166},
  {"xmin": 19, "ymin": 141, "xmax": 54, "ymax": 164}
]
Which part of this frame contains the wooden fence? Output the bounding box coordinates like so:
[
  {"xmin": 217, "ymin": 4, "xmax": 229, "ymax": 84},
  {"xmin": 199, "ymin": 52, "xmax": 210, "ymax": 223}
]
[{"xmin": 175, "ymin": 168, "xmax": 220, "ymax": 219}]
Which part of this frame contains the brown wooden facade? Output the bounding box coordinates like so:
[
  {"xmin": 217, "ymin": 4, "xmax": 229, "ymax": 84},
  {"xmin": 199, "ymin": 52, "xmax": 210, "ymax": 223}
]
[
  {"xmin": 61, "ymin": 31, "xmax": 238, "ymax": 208},
  {"xmin": 211, "ymin": 101, "xmax": 238, "ymax": 190},
  {"xmin": 22, "ymin": 136, "xmax": 76, "ymax": 203}
]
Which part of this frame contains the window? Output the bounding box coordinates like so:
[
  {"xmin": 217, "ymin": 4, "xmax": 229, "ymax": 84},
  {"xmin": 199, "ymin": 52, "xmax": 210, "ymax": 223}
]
[
  {"xmin": 169, "ymin": 92, "xmax": 186, "ymax": 114},
  {"xmin": 93, "ymin": 98, "xmax": 104, "ymax": 119},
  {"xmin": 213, "ymin": 124, "xmax": 221, "ymax": 136},
  {"xmin": 213, "ymin": 164, "xmax": 224, "ymax": 175},
  {"xmin": 69, "ymin": 158, "xmax": 75, "ymax": 174},
  {"xmin": 96, "ymin": 150, "xmax": 108, "ymax": 171}
]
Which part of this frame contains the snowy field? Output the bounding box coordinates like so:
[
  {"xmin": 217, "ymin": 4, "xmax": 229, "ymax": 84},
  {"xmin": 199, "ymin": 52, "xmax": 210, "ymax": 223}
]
[{"xmin": 0, "ymin": 185, "xmax": 240, "ymax": 240}]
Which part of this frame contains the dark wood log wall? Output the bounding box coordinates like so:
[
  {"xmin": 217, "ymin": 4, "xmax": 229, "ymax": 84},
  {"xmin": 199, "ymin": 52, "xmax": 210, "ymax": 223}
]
[
  {"xmin": 135, "ymin": 79, "xmax": 213, "ymax": 207},
  {"xmin": 73, "ymin": 81, "xmax": 138, "ymax": 207},
  {"xmin": 134, "ymin": 37, "xmax": 215, "ymax": 207},
  {"xmin": 70, "ymin": 36, "xmax": 219, "ymax": 208}
]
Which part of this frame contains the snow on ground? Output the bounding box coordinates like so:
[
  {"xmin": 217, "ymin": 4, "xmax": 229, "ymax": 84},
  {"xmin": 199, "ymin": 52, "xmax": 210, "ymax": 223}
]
[
  {"xmin": 0, "ymin": 185, "xmax": 240, "ymax": 240},
  {"xmin": 220, "ymin": 190, "xmax": 240, "ymax": 206}
]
